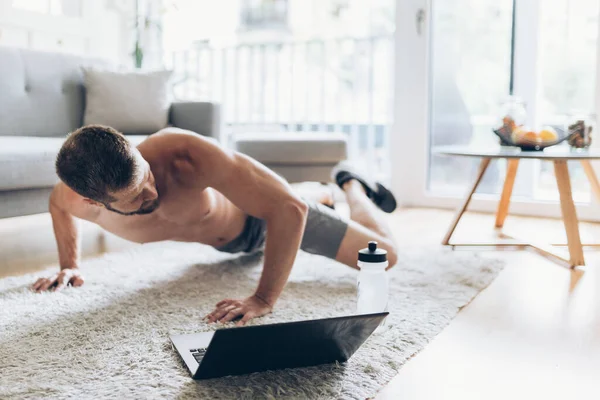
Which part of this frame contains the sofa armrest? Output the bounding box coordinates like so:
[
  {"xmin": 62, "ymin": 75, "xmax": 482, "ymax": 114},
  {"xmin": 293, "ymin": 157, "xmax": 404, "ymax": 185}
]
[{"xmin": 168, "ymin": 102, "xmax": 222, "ymax": 143}]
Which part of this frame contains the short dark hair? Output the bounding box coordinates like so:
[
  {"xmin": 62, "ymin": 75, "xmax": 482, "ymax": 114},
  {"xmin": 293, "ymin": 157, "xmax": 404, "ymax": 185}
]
[{"xmin": 56, "ymin": 125, "xmax": 137, "ymax": 203}]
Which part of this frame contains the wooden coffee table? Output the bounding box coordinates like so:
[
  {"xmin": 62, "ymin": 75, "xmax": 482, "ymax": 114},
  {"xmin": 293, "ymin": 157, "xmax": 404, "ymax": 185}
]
[{"xmin": 435, "ymin": 145, "xmax": 600, "ymax": 267}]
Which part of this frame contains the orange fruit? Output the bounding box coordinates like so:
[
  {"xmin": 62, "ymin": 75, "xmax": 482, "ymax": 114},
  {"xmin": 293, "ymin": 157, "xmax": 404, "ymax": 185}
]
[
  {"xmin": 512, "ymin": 127, "xmax": 539, "ymax": 144},
  {"xmin": 523, "ymin": 130, "xmax": 540, "ymax": 143},
  {"xmin": 511, "ymin": 127, "xmax": 526, "ymax": 143},
  {"xmin": 539, "ymin": 127, "xmax": 558, "ymax": 142}
]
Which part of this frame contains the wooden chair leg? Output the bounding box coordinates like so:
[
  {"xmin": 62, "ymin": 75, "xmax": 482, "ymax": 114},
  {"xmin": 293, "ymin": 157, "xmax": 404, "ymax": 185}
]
[
  {"xmin": 495, "ymin": 159, "xmax": 519, "ymax": 228},
  {"xmin": 581, "ymin": 160, "xmax": 600, "ymax": 203},
  {"xmin": 553, "ymin": 160, "xmax": 585, "ymax": 267},
  {"xmin": 442, "ymin": 158, "xmax": 491, "ymax": 245}
]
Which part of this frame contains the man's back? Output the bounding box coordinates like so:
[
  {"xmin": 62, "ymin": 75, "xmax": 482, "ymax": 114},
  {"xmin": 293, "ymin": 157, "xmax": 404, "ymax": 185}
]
[{"xmin": 51, "ymin": 131, "xmax": 247, "ymax": 247}]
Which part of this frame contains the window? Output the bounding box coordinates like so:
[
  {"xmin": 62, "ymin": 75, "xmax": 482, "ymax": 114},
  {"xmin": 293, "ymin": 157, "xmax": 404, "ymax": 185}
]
[
  {"xmin": 240, "ymin": 0, "xmax": 288, "ymax": 29},
  {"xmin": 11, "ymin": 0, "xmax": 82, "ymax": 17},
  {"xmin": 428, "ymin": 0, "xmax": 513, "ymax": 196},
  {"xmin": 428, "ymin": 0, "xmax": 599, "ymax": 204},
  {"xmin": 535, "ymin": 0, "xmax": 599, "ymax": 202},
  {"xmin": 12, "ymin": 0, "xmax": 48, "ymax": 13}
]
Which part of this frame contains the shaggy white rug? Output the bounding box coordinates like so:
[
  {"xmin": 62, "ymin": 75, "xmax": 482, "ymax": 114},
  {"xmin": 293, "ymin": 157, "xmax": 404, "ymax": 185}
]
[{"xmin": 0, "ymin": 242, "xmax": 502, "ymax": 399}]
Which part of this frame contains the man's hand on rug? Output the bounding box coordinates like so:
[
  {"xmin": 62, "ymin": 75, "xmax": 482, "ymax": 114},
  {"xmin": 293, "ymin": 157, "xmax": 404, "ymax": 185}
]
[
  {"xmin": 205, "ymin": 295, "xmax": 273, "ymax": 326},
  {"xmin": 31, "ymin": 268, "xmax": 84, "ymax": 292}
]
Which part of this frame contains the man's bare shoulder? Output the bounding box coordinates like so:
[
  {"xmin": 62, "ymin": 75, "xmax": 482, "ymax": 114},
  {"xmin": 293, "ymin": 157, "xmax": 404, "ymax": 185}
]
[
  {"xmin": 50, "ymin": 182, "xmax": 100, "ymax": 221},
  {"xmin": 138, "ymin": 128, "xmax": 220, "ymax": 156},
  {"xmin": 139, "ymin": 129, "xmax": 226, "ymax": 176}
]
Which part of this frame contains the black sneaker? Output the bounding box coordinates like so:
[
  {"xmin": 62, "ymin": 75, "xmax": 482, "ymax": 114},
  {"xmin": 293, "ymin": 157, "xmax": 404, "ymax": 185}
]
[{"xmin": 331, "ymin": 161, "xmax": 397, "ymax": 213}]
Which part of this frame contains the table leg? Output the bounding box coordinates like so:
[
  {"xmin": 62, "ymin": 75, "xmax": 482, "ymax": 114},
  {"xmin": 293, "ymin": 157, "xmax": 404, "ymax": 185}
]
[
  {"xmin": 553, "ymin": 160, "xmax": 585, "ymax": 267},
  {"xmin": 442, "ymin": 158, "xmax": 491, "ymax": 245},
  {"xmin": 581, "ymin": 160, "xmax": 600, "ymax": 203},
  {"xmin": 495, "ymin": 159, "xmax": 519, "ymax": 228}
]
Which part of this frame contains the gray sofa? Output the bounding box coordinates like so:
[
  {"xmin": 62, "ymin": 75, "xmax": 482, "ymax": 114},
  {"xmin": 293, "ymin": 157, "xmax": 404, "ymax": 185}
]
[
  {"xmin": 233, "ymin": 131, "xmax": 348, "ymax": 184},
  {"xmin": 0, "ymin": 47, "xmax": 221, "ymax": 219},
  {"xmin": 0, "ymin": 47, "xmax": 348, "ymax": 220}
]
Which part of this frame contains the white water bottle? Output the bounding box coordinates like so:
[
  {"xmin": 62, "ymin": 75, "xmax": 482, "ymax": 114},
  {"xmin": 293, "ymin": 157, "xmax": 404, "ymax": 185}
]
[{"xmin": 356, "ymin": 241, "xmax": 389, "ymax": 318}]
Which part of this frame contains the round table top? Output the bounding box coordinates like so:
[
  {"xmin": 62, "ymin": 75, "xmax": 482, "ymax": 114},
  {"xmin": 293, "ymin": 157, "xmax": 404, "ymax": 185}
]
[{"xmin": 433, "ymin": 145, "xmax": 600, "ymax": 160}]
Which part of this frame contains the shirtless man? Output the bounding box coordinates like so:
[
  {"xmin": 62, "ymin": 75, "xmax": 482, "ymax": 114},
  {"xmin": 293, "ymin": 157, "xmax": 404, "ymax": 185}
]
[{"xmin": 31, "ymin": 125, "xmax": 398, "ymax": 325}]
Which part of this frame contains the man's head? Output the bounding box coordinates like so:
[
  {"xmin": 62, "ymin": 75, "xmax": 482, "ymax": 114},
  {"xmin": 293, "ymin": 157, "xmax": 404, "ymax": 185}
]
[{"xmin": 56, "ymin": 125, "xmax": 159, "ymax": 216}]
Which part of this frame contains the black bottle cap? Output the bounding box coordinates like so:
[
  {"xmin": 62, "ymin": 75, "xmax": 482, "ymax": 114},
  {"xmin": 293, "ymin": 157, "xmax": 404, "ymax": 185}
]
[{"xmin": 358, "ymin": 241, "xmax": 387, "ymax": 263}]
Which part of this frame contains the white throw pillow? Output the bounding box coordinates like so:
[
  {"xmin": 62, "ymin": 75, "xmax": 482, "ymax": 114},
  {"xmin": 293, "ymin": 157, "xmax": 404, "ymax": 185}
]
[{"xmin": 83, "ymin": 68, "xmax": 172, "ymax": 134}]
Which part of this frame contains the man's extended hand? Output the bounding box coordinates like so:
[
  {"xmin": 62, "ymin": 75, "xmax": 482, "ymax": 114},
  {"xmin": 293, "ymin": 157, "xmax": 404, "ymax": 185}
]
[
  {"xmin": 31, "ymin": 268, "xmax": 84, "ymax": 292},
  {"xmin": 206, "ymin": 295, "xmax": 273, "ymax": 326}
]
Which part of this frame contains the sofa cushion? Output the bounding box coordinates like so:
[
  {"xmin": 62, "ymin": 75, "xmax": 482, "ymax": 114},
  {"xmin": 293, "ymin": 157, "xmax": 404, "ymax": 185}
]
[
  {"xmin": 0, "ymin": 136, "xmax": 148, "ymax": 191},
  {"xmin": 0, "ymin": 47, "xmax": 106, "ymax": 137},
  {"xmin": 83, "ymin": 68, "xmax": 172, "ymax": 135},
  {"xmin": 233, "ymin": 132, "xmax": 348, "ymax": 164},
  {"xmin": 0, "ymin": 137, "xmax": 64, "ymax": 191}
]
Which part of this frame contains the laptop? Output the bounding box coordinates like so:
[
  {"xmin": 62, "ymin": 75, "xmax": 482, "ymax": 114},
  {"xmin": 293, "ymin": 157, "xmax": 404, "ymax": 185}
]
[{"xmin": 170, "ymin": 312, "xmax": 388, "ymax": 380}]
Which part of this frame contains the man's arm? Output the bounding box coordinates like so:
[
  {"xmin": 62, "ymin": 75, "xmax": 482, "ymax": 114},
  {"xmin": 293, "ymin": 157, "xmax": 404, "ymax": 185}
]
[
  {"xmin": 173, "ymin": 133, "xmax": 308, "ymax": 325},
  {"xmin": 32, "ymin": 184, "xmax": 85, "ymax": 292}
]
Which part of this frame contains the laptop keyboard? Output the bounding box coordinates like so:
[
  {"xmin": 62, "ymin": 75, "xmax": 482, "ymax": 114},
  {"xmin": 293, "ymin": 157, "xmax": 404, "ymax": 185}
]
[{"xmin": 189, "ymin": 348, "xmax": 207, "ymax": 364}]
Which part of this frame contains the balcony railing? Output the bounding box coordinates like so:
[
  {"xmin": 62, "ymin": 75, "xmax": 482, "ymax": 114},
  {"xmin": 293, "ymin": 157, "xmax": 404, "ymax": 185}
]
[
  {"xmin": 164, "ymin": 35, "xmax": 394, "ymax": 181},
  {"xmin": 240, "ymin": 0, "xmax": 288, "ymax": 29}
]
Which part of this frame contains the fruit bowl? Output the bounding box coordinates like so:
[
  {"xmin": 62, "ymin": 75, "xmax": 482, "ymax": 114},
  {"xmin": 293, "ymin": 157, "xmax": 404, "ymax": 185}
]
[{"xmin": 493, "ymin": 126, "xmax": 570, "ymax": 151}]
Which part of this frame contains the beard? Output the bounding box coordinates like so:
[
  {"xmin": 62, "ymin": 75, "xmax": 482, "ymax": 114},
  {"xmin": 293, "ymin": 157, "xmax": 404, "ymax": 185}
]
[{"xmin": 104, "ymin": 198, "xmax": 160, "ymax": 216}]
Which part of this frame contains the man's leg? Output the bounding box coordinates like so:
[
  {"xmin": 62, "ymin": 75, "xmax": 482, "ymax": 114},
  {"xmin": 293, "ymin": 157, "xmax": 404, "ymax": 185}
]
[
  {"xmin": 297, "ymin": 181, "xmax": 398, "ymax": 269},
  {"xmin": 334, "ymin": 180, "xmax": 398, "ymax": 268},
  {"xmin": 342, "ymin": 180, "xmax": 394, "ymax": 240},
  {"xmin": 291, "ymin": 182, "xmax": 335, "ymax": 208}
]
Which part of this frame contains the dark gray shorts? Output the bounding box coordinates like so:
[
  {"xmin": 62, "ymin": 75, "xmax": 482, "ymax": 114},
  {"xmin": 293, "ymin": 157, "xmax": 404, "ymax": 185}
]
[{"xmin": 215, "ymin": 201, "xmax": 348, "ymax": 260}]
